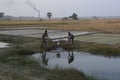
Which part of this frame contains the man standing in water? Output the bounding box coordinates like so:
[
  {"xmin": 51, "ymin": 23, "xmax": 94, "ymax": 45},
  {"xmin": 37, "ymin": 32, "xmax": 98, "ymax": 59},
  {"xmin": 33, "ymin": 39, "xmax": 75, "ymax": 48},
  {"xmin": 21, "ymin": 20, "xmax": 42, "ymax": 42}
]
[{"xmin": 68, "ymin": 32, "xmax": 74, "ymax": 44}]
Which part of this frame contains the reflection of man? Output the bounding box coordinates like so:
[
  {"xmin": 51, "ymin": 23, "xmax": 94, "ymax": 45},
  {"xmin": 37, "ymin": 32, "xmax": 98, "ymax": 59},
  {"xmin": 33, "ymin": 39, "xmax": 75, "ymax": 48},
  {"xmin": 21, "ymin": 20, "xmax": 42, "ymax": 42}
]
[
  {"xmin": 42, "ymin": 52, "xmax": 49, "ymax": 66},
  {"xmin": 68, "ymin": 51, "xmax": 74, "ymax": 64},
  {"xmin": 56, "ymin": 52, "xmax": 61, "ymax": 58}
]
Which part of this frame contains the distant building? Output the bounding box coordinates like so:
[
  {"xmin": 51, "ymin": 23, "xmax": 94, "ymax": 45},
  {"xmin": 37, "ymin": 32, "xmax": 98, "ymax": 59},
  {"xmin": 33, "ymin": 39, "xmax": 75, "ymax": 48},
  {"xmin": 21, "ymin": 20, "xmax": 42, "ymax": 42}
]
[{"xmin": 0, "ymin": 12, "xmax": 4, "ymax": 18}]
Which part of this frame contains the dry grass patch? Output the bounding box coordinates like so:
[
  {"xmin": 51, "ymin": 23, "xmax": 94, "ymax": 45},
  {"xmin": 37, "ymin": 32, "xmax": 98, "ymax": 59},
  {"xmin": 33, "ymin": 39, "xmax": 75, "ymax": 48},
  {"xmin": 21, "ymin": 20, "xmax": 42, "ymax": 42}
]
[{"xmin": 0, "ymin": 18, "xmax": 120, "ymax": 33}]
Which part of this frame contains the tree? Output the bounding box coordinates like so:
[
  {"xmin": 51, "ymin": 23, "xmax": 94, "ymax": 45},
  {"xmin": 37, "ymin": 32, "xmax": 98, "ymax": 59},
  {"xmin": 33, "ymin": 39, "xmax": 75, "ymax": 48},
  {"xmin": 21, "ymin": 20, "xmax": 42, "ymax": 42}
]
[
  {"xmin": 47, "ymin": 12, "xmax": 52, "ymax": 20},
  {"xmin": 69, "ymin": 13, "xmax": 78, "ymax": 20},
  {"xmin": 0, "ymin": 12, "xmax": 4, "ymax": 18}
]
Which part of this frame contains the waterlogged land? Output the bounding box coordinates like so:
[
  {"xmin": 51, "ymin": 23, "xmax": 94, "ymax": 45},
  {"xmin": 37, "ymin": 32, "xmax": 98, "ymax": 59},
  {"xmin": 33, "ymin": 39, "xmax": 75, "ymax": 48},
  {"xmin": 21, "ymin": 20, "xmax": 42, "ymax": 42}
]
[
  {"xmin": 0, "ymin": 35, "xmax": 97, "ymax": 80},
  {"xmin": 0, "ymin": 19, "xmax": 120, "ymax": 80},
  {"xmin": 0, "ymin": 34, "xmax": 120, "ymax": 80}
]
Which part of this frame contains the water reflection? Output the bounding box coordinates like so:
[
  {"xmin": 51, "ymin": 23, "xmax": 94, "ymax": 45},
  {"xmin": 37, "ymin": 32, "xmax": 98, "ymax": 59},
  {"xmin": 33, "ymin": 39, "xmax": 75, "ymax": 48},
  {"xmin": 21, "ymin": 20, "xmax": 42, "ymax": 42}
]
[
  {"xmin": 41, "ymin": 49, "xmax": 75, "ymax": 66},
  {"xmin": 68, "ymin": 50, "xmax": 74, "ymax": 64},
  {"xmin": 41, "ymin": 52, "xmax": 49, "ymax": 66},
  {"xmin": 55, "ymin": 49, "xmax": 75, "ymax": 64},
  {"xmin": 32, "ymin": 50, "xmax": 120, "ymax": 80},
  {"xmin": 55, "ymin": 52, "xmax": 61, "ymax": 58}
]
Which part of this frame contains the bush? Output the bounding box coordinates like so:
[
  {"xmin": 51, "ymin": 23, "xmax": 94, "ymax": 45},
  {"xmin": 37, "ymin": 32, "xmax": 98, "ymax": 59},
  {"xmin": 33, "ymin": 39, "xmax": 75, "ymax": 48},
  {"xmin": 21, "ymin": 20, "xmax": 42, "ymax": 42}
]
[{"xmin": 9, "ymin": 46, "xmax": 35, "ymax": 55}]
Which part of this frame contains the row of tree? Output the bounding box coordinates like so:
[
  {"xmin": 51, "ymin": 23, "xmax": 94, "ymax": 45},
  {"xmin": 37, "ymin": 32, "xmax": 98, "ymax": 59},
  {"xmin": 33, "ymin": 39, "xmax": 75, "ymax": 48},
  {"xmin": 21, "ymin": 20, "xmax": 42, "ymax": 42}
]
[
  {"xmin": 47, "ymin": 12, "xmax": 78, "ymax": 20},
  {"xmin": 0, "ymin": 12, "xmax": 78, "ymax": 20}
]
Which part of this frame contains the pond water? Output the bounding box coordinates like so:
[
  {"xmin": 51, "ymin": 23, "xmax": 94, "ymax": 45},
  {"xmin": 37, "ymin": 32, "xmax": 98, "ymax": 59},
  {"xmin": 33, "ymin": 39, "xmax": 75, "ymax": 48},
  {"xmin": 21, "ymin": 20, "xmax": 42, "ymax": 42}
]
[
  {"xmin": 31, "ymin": 48, "xmax": 120, "ymax": 80},
  {"xmin": 0, "ymin": 42, "xmax": 9, "ymax": 48}
]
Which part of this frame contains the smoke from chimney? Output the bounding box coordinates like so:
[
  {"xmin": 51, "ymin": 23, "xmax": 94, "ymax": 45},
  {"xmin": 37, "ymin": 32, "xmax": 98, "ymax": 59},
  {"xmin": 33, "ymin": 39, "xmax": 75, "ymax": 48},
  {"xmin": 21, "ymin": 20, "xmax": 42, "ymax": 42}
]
[{"xmin": 26, "ymin": 1, "xmax": 40, "ymax": 19}]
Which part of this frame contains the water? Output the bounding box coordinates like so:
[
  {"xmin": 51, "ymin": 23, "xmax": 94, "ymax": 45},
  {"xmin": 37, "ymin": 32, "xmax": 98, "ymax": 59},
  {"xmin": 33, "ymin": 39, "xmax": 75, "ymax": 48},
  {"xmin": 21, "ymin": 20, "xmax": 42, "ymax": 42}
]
[
  {"xmin": 0, "ymin": 27, "xmax": 95, "ymax": 39},
  {"xmin": 0, "ymin": 42, "xmax": 9, "ymax": 48},
  {"xmin": 31, "ymin": 49, "xmax": 120, "ymax": 80}
]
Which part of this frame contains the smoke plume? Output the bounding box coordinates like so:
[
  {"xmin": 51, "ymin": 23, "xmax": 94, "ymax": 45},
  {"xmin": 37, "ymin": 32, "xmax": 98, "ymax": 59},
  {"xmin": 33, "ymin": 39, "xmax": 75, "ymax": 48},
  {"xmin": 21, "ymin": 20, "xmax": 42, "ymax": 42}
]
[{"xmin": 26, "ymin": 0, "xmax": 40, "ymax": 19}]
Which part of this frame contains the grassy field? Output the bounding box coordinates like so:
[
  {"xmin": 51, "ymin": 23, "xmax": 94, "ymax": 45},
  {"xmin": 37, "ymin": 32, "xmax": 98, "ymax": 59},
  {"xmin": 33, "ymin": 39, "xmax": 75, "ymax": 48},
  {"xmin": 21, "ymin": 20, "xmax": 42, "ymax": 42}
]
[{"xmin": 0, "ymin": 18, "xmax": 120, "ymax": 33}]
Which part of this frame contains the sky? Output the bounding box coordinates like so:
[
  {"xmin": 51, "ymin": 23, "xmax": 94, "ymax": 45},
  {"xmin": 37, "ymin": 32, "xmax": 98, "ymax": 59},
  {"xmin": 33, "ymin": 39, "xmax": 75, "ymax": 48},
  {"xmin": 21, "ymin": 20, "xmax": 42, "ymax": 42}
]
[{"xmin": 0, "ymin": 0, "xmax": 120, "ymax": 17}]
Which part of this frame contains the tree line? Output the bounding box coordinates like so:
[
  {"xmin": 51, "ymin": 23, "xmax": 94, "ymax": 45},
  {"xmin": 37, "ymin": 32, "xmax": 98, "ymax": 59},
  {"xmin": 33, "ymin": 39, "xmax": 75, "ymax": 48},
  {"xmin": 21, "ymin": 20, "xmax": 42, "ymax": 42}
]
[{"xmin": 46, "ymin": 12, "xmax": 78, "ymax": 20}]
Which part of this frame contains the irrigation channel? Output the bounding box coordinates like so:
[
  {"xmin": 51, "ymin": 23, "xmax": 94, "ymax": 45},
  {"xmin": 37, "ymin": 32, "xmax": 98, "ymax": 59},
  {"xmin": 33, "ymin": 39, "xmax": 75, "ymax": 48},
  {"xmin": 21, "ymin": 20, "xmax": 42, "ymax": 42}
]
[{"xmin": 31, "ymin": 47, "xmax": 120, "ymax": 80}]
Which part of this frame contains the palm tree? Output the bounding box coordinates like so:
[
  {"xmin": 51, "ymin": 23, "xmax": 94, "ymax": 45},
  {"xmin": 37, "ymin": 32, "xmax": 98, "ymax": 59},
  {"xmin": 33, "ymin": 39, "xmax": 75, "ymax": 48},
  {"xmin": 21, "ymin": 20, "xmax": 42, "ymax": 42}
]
[{"xmin": 47, "ymin": 12, "xmax": 52, "ymax": 20}]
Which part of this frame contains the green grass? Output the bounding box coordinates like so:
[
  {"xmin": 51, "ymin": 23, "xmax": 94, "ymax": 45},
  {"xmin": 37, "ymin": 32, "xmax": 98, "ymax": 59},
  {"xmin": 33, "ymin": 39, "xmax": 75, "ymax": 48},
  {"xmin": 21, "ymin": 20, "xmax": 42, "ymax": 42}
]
[
  {"xmin": 87, "ymin": 46, "xmax": 120, "ymax": 57},
  {"xmin": 60, "ymin": 40, "xmax": 120, "ymax": 57},
  {"xmin": 0, "ymin": 34, "xmax": 38, "ymax": 44},
  {"xmin": 46, "ymin": 68, "xmax": 96, "ymax": 80}
]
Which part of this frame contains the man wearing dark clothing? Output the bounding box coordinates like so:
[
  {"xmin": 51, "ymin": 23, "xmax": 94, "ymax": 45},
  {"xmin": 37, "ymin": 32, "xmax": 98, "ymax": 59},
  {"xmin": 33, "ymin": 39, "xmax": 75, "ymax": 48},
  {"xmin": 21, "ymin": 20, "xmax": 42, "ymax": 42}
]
[
  {"xmin": 68, "ymin": 32, "xmax": 74, "ymax": 44},
  {"xmin": 41, "ymin": 30, "xmax": 48, "ymax": 45},
  {"xmin": 45, "ymin": 30, "xmax": 48, "ymax": 36}
]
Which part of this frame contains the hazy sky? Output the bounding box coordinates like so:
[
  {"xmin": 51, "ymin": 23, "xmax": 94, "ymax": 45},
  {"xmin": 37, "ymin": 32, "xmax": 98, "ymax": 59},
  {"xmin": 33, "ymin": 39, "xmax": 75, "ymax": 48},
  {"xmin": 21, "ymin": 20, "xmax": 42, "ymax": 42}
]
[{"xmin": 0, "ymin": 0, "xmax": 120, "ymax": 17}]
